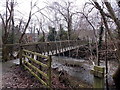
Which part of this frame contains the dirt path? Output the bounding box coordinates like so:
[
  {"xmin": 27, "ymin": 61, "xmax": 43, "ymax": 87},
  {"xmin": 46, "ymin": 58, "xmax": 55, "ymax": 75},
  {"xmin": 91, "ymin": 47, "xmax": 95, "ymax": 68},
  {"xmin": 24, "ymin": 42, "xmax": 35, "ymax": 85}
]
[
  {"xmin": 2, "ymin": 65, "xmax": 46, "ymax": 88},
  {"xmin": 2, "ymin": 60, "xmax": 68, "ymax": 88}
]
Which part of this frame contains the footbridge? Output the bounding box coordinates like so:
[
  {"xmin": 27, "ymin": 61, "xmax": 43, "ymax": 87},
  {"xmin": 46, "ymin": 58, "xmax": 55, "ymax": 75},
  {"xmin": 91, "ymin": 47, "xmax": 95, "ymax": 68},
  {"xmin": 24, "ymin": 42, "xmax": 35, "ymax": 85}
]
[
  {"xmin": 2, "ymin": 40, "xmax": 87, "ymax": 88},
  {"xmin": 3, "ymin": 40, "xmax": 86, "ymax": 60}
]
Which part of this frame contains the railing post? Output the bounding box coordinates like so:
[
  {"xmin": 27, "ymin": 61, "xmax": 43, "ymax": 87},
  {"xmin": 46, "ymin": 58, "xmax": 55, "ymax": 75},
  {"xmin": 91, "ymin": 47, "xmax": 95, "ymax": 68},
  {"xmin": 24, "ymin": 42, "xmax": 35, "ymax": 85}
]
[
  {"xmin": 48, "ymin": 55, "xmax": 52, "ymax": 89},
  {"xmin": 60, "ymin": 41, "xmax": 62, "ymax": 53},
  {"xmin": 19, "ymin": 45, "xmax": 23, "ymax": 65},
  {"xmin": 47, "ymin": 42, "xmax": 50, "ymax": 55},
  {"xmin": 91, "ymin": 66, "xmax": 105, "ymax": 89},
  {"xmin": 2, "ymin": 44, "xmax": 8, "ymax": 62},
  {"xmin": 36, "ymin": 44, "xmax": 42, "ymax": 78}
]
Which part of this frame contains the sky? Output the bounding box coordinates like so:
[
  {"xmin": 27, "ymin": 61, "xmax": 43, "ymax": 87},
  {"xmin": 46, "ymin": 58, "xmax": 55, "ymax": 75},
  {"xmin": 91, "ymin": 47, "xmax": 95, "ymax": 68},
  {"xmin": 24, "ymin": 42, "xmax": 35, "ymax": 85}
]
[
  {"xmin": 0, "ymin": 0, "xmax": 88, "ymax": 23},
  {"xmin": 0, "ymin": 0, "xmax": 86, "ymax": 15},
  {"xmin": 0, "ymin": 0, "xmax": 118, "ymax": 18},
  {"xmin": 0, "ymin": 0, "xmax": 88, "ymax": 27},
  {"xmin": 0, "ymin": 0, "xmax": 118, "ymax": 32},
  {"xmin": 0, "ymin": 0, "xmax": 117, "ymax": 17}
]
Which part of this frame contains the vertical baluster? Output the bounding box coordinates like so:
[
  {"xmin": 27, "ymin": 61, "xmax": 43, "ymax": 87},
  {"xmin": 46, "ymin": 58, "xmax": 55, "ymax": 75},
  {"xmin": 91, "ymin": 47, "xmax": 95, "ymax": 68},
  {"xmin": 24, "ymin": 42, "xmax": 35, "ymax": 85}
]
[{"xmin": 47, "ymin": 42, "xmax": 50, "ymax": 55}]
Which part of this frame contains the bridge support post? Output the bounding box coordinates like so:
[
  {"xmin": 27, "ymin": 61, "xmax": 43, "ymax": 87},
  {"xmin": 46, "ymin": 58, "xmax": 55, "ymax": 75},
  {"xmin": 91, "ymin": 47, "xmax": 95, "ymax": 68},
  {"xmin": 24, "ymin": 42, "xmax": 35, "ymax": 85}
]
[
  {"xmin": 36, "ymin": 44, "xmax": 42, "ymax": 79},
  {"xmin": 48, "ymin": 55, "xmax": 52, "ymax": 89},
  {"xmin": 19, "ymin": 46, "xmax": 23, "ymax": 65},
  {"xmin": 91, "ymin": 65, "xmax": 105, "ymax": 89},
  {"xmin": 47, "ymin": 42, "xmax": 50, "ymax": 55},
  {"xmin": 2, "ymin": 44, "xmax": 9, "ymax": 62}
]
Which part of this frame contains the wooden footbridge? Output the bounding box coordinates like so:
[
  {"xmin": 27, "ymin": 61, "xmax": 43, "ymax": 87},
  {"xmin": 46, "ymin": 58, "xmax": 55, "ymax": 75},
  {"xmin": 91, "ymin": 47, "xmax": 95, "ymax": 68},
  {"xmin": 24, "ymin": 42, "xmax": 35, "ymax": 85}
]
[
  {"xmin": 3, "ymin": 40, "xmax": 86, "ymax": 60},
  {"xmin": 3, "ymin": 40, "xmax": 87, "ymax": 88},
  {"xmin": 2, "ymin": 40, "xmax": 106, "ymax": 89}
]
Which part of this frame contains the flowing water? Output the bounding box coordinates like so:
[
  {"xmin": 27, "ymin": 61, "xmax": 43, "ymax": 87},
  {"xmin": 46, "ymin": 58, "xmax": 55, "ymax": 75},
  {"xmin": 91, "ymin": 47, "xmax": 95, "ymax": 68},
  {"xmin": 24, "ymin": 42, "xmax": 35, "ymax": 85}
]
[{"xmin": 52, "ymin": 56, "xmax": 93, "ymax": 85}]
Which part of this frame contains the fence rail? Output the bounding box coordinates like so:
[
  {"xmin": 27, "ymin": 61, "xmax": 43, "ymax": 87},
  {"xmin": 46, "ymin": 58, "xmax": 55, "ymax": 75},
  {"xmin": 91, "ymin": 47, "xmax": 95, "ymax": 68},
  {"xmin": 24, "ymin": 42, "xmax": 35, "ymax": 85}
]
[{"xmin": 20, "ymin": 49, "xmax": 52, "ymax": 88}]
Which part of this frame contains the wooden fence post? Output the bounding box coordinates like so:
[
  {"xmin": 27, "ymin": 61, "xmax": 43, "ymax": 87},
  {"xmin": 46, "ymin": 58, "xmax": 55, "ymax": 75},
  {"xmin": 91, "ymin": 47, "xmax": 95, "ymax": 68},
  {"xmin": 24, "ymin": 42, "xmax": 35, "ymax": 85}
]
[
  {"xmin": 2, "ymin": 44, "xmax": 8, "ymax": 62},
  {"xmin": 19, "ymin": 45, "xmax": 23, "ymax": 65},
  {"xmin": 46, "ymin": 42, "xmax": 48, "ymax": 55},
  {"xmin": 36, "ymin": 44, "xmax": 42, "ymax": 78},
  {"xmin": 91, "ymin": 65, "xmax": 105, "ymax": 89},
  {"xmin": 48, "ymin": 55, "xmax": 52, "ymax": 89}
]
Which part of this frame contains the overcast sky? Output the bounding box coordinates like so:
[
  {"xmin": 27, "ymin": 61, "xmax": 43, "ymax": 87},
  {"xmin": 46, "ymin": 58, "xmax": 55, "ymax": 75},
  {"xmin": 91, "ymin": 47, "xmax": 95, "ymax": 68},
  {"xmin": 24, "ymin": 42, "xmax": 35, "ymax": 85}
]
[
  {"xmin": 0, "ymin": 0, "xmax": 118, "ymax": 32},
  {"xmin": 0, "ymin": 0, "xmax": 117, "ymax": 16},
  {"xmin": 0, "ymin": 0, "xmax": 89, "ymax": 26},
  {"xmin": 0, "ymin": 0, "xmax": 86, "ymax": 15}
]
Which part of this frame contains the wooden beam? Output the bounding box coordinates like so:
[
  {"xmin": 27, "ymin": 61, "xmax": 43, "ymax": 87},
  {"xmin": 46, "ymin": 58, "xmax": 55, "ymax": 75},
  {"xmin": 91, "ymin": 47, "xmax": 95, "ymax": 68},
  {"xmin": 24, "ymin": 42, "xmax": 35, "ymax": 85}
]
[
  {"xmin": 23, "ymin": 49, "xmax": 49, "ymax": 59},
  {"xmin": 23, "ymin": 64, "xmax": 48, "ymax": 87},
  {"xmin": 23, "ymin": 60, "xmax": 49, "ymax": 80},
  {"xmin": 23, "ymin": 54, "xmax": 48, "ymax": 67},
  {"xmin": 91, "ymin": 66, "xmax": 105, "ymax": 89}
]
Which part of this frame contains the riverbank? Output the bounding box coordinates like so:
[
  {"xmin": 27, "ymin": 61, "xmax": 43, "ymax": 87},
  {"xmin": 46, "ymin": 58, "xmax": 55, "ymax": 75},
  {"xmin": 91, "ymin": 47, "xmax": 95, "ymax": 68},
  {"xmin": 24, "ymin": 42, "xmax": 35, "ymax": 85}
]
[
  {"xmin": 2, "ymin": 42, "xmax": 118, "ymax": 88},
  {"xmin": 55, "ymin": 43, "xmax": 118, "ymax": 88},
  {"xmin": 2, "ymin": 63, "xmax": 91, "ymax": 88}
]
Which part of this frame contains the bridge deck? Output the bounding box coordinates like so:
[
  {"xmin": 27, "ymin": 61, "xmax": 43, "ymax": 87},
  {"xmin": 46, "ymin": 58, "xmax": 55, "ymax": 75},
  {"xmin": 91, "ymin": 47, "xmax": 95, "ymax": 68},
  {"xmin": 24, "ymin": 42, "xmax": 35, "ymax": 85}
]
[{"xmin": 41, "ymin": 46, "xmax": 80, "ymax": 56}]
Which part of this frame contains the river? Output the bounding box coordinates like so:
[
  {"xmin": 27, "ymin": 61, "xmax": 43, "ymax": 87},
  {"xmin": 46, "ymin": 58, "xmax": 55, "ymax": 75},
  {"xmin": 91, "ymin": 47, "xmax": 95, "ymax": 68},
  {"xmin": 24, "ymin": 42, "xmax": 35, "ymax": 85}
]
[{"xmin": 52, "ymin": 56, "xmax": 93, "ymax": 85}]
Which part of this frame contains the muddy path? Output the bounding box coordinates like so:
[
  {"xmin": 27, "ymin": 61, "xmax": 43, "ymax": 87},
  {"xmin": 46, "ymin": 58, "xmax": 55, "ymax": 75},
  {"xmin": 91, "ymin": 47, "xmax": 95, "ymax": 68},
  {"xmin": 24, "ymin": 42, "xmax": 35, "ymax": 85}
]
[
  {"xmin": 2, "ymin": 63, "xmax": 68, "ymax": 88},
  {"xmin": 2, "ymin": 58, "xmax": 85, "ymax": 88}
]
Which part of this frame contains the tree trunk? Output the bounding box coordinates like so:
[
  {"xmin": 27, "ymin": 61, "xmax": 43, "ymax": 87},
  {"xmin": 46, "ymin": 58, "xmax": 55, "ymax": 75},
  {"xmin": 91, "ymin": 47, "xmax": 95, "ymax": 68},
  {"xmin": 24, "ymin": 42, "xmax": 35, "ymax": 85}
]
[
  {"xmin": 42, "ymin": 30, "xmax": 45, "ymax": 42},
  {"xmin": 2, "ymin": 33, "xmax": 9, "ymax": 61},
  {"xmin": 93, "ymin": 1, "xmax": 120, "ymax": 88},
  {"xmin": 67, "ymin": 19, "xmax": 72, "ymax": 40},
  {"xmin": 2, "ymin": 44, "xmax": 8, "ymax": 61},
  {"xmin": 113, "ymin": 64, "xmax": 120, "ymax": 90},
  {"xmin": 113, "ymin": 41, "xmax": 120, "ymax": 89}
]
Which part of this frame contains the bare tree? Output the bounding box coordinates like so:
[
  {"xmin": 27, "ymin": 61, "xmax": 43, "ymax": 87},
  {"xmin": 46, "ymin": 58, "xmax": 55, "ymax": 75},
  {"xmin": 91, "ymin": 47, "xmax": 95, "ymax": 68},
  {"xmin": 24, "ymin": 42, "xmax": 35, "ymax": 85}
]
[
  {"xmin": 17, "ymin": 0, "xmax": 45, "ymax": 43},
  {"xmin": 35, "ymin": 15, "xmax": 46, "ymax": 42},
  {"xmin": 48, "ymin": 1, "xmax": 79, "ymax": 40},
  {"xmin": 19, "ymin": 1, "xmax": 36, "ymax": 43},
  {"xmin": 0, "ymin": 0, "xmax": 15, "ymax": 61},
  {"xmin": 0, "ymin": 0, "xmax": 14, "ymax": 44},
  {"xmin": 90, "ymin": 0, "xmax": 120, "ymax": 89}
]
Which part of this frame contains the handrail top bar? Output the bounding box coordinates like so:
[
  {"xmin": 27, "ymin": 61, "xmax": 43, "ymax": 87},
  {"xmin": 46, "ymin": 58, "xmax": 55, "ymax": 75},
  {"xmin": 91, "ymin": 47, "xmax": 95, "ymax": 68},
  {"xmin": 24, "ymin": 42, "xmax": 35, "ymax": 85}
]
[
  {"xmin": 5, "ymin": 43, "xmax": 20, "ymax": 46},
  {"xmin": 4, "ymin": 40, "xmax": 82, "ymax": 46},
  {"xmin": 4, "ymin": 40, "xmax": 120, "ymax": 47},
  {"xmin": 22, "ymin": 54, "xmax": 48, "ymax": 67},
  {"xmin": 23, "ymin": 49, "xmax": 49, "ymax": 59}
]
